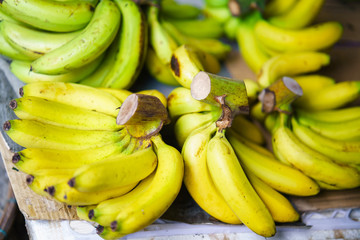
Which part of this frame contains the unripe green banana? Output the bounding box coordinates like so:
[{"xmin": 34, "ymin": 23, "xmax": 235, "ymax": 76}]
[
  {"xmin": 30, "ymin": 0, "xmax": 121, "ymax": 75},
  {"xmin": 295, "ymin": 107, "xmax": 360, "ymax": 123},
  {"xmin": 69, "ymin": 146, "xmax": 157, "ymax": 192},
  {"xmin": 203, "ymin": 5, "xmax": 232, "ymax": 24},
  {"xmin": 100, "ymin": 0, "xmax": 148, "ymax": 89},
  {"xmin": 1, "ymin": 21, "xmax": 81, "ymax": 60},
  {"xmin": 263, "ymin": 0, "xmax": 297, "ymax": 17},
  {"xmin": 160, "ymin": 0, "xmax": 201, "ymax": 20},
  {"xmin": 0, "ymin": 0, "xmax": 96, "ymax": 32}
]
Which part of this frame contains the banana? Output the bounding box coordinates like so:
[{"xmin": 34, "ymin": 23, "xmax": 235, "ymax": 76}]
[
  {"xmin": 11, "ymin": 136, "xmax": 131, "ymax": 174},
  {"xmin": 0, "ymin": 7, "xmax": 24, "ymax": 24},
  {"xmin": 174, "ymin": 111, "xmax": 221, "ymax": 148},
  {"xmin": 85, "ymin": 172, "xmax": 155, "ymax": 227},
  {"xmin": 204, "ymin": 0, "xmax": 229, "ymax": 8},
  {"xmin": 68, "ymin": 146, "xmax": 157, "ymax": 192},
  {"xmin": 182, "ymin": 123, "xmax": 242, "ymax": 224},
  {"xmin": 77, "ymin": 205, "xmax": 96, "ymax": 222},
  {"xmin": 30, "ymin": 0, "xmax": 120, "ymax": 75},
  {"xmin": 3, "ymin": 119, "xmax": 125, "ymax": 150},
  {"xmin": 170, "ymin": 44, "xmax": 204, "ymax": 89},
  {"xmin": 254, "ymin": 20, "xmax": 343, "ymax": 53},
  {"xmin": 0, "ymin": 0, "xmax": 95, "ymax": 32},
  {"xmin": 272, "ymin": 113, "xmax": 360, "ymax": 189},
  {"xmin": 135, "ymin": 89, "xmax": 168, "ymax": 108},
  {"xmin": 206, "ymin": 130, "xmax": 275, "ymax": 237},
  {"xmin": 293, "ymin": 81, "xmax": 360, "ymax": 111},
  {"xmin": 245, "ymin": 169, "xmax": 299, "ymax": 223},
  {"xmin": 244, "ymin": 79, "xmax": 261, "ymax": 102},
  {"xmin": 230, "ymin": 115, "xmax": 265, "ymax": 145},
  {"xmin": 167, "ymin": 87, "xmax": 219, "ymax": 119},
  {"xmin": 293, "ymin": 74, "xmax": 335, "ymax": 94},
  {"xmin": 160, "ymin": 0, "xmax": 201, "ymax": 20},
  {"xmin": 98, "ymin": 88, "xmax": 133, "ymax": 103},
  {"xmin": 10, "ymin": 55, "xmax": 104, "ymax": 83},
  {"xmin": 1, "ymin": 21, "xmax": 81, "ymax": 60},
  {"xmin": 296, "ymin": 114, "xmax": 360, "ymax": 142},
  {"xmin": 202, "ymin": 5, "xmax": 232, "ymax": 24},
  {"xmin": 268, "ymin": 0, "xmax": 325, "ymax": 29},
  {"xmin": 263, "ymin": 0, "xmax": 297, "ymax": 17},
  {"xmin": 106, "ymin": 134, "xmax": 183, "ymax": 237},
  {"xmin": 250, "ymin": 101, "xmax": 267, "ymax": 122},
  {"xmin": 227, "ymin": 129, "xmax": 320, "ymax": 196},
  {"xmin": 100, "ymin": 0, "xmax": 148, "ymax": 89},
  {"xmin": 295, "ymin": 107, "xmax": 360, "ymax": 123},
  {"xmin": 236, "ymin": 11, "xmax": 270, "ymax": 74},
  {"xmin": 47, "ymin": 181, "xmax": 138, "ymax": 206},
  {"xmin": 20, "ymin": 82, "xmax": 122, "ymax": 117},
  {"xmin": 291, "ymin": 117, "xmax": 360, "ymax": 165},
  {"xmin": 224, "ymin": 16, "xmax": 240, "ymax": 40},
  {"xmin": 10, "ymin": 96, "xmax": 121, "ymax": 131},
  {"xmin": 145, "ymin": 47, "xmax": 179, "ymax": 86},
  {"xmin": 257, "ymin": 51, "xmax": 330, "ymax": 88}
]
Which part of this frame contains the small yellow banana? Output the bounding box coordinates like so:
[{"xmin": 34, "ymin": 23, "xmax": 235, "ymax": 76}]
[
  {"xmin": 295, "ymin": 107, "xmax": 360, "ymax": 123},
  {"xmin": 230, "ymin": 115, "xmax": 265, "ymax": 145}
]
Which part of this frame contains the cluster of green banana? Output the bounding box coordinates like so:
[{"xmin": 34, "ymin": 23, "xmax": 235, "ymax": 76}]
[
  {"xmin": 167, "ymin": 86, "xmax": 324, "ymax": 237},
  {"xmin": 3, "ymin": 82, "xmax": 184, "ymax": 240},
  {"xmin": 0, "ymin": 0, "xmax": 147, "ymax": 89}
]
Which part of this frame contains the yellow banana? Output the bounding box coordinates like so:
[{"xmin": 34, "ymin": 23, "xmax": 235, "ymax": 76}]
[
  {"xmin": 263, "ymin": 0, "xmax": 297, "ymax": 17},
  {"xmin": 0, "ymin": 0, "xmax": 95, "ymax": 32},
  {"xmin": 3, "ymin": 119, "xmax": 125, "ymax": 150},
  {"xmin": 294, "ymin": 81, "xmax": 360, "ymax": 111},
  {"xmin": 207, "ymin": 130, "xmax": 275, "ymax": 237},
  {"xmin": 100, "ymin": 0, "xmax": 148, "ymax": 89},
  {"xmin": 69, "ymin": 146, "xmax": 157, "ymax": 192},
  {"xmin": 272, "ymin": 113, "xmax": 360, "ymax": 189},
  {"xmin": 30, "ymin": 0, "xmax": 120, "ymax": 75},
  {"xmin": 227, "ymin": 129, "xmax": 320, "ymax": 196},
  {"xmin": 268, "ymin": 0, "xmax": 325, "ymax": 29},
  {"xmin": 174, "ymin": 110, "xmax": 221, "ymax": 148},
  {"xmin": 20, "ymin": 82, "xmax": 122, "ymax": 117},
  {"xmin": 230, "ymin": 115, "xmax": 265, "ymax": 145},
  {"xmin": 97, "ymin": 88, "xmax": 133, "ymax": 103},
  {"xmin": 1, "ymin": 21, "xmax": 81, "ymax": 60},
  {"xmin": 291, "ymin": 117, "xmax": 360, "ymax": 165},
  {"xmin": 254, "ymin": 20, "xmax": 343, "ymax": 53},
  {"xmin": 167, "ymin": 87, "xmax": 219, "ymax": 119},
  {"xmin": 295, "ymin": 106, "xmax": 360, "ymax": 123},
  {"xmin": 250, "ymin": 101, "xmax": 267, "ymax": 122},
  {"xmin": 10, "ymin": 56, "xmax": 104, "ymax": 84},
  {"xmin": 244, "ymin": 79, "xmax": 261, "ymax": 102},
  {"xmin": 245, "ymin": 169, "xmax": 299, "ymax": 223},
  {"xmin": 10, "ymin": 96, "xmax": 121, "ymax": 131},
  {"xmin": 106, "ymin": 134, "xmax": 183, "ymax": 237},
  {"xmin": 257, "ymin": 51, "xmax": 330, "ymax": 88},
  {"xmin": 182, "ymin": 123, "xmax": 242, "ymax": 224}
]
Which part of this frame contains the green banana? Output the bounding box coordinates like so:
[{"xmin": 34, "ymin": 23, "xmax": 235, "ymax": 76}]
[
  {"xmin": 0, "ymin": 7, "xmax": 25, "ymax": 24},
  {"xmin": 30, "ymin": 0, "xmax": 121, "ymax": 75},
  {"xmin": 295, "ymin": 107, "xmax": 360, "ymax": 123},
  {"xmin": 224, "ymin": 16, "xmax": 241, "ymax": 40},
  {"xmin": 291, "ymin": 117, "xmax": 360, "ymax": 165},
  {"xmin": 10, "ymin": 55, "xmax": 103, "ymax": 84},
  {"xmin": 100, "ymin": 0, "xmax": 148, "ymax": 89},
  {"xmin": 3, "ymin": 119, "xmax": 125, "ymax": 150},
  {"xmin": 160, "ymin": 0, "xmax": 201, "ymax": 20},
  {"xmin": 203, "ymin": 5, "xmax": 232, "ymax": 24},
  {"xmin": 1, "ymin": 21, "xmax": 81, "ymax": 60},
  {"xmin": 0, "ymin": 0, "xmax": 96, "ymax": 32},
  {"xmin": 268, "ymin": 0, "xmax": 325, "ymax": 29},
  {"xmin": 263, "ymin": 0, "xmax": 297, "ymax": 17},
  {"xmin": 20, "ymin": 82, "xmax": 122, "ymax": 117},
  {"xmin": 204, "ymin": 0, "xmax": 229, "ymax": 8},
  {"xmin": 207, "ymin": 130, "xmax": 275, "ymax": 237}
]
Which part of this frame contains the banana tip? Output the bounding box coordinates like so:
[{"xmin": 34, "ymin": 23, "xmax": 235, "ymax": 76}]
[
  {"xmin": 19, "ymin": 87, "xmax": 24, "ymax": 97},
  {"xmin": 9, "ymin": 100, "xmax": 17, "ymax": 110},
  {"xmin": 46, "ymin": 186, "xmax": 55, "ymax": 196},
  {"xmin": 3, "ymin": 121, "xmax": 11, "ymax": 131},
  {"xmin": 12, "ymin": 153, "xmax": 21, "ymax": 164},
  {"xmin": 110, "ymin": 221, "xmax": 118, "ymax": 231},
  {"xmin": 68, "ymin": 177, "xmax": 75, "ymax": 187},
  {"xmin": 88, "ymin": 209, "xmax": 94, "ymax": 220},
  {"xmin": 25, "ymin": 175, "xmax": 34, "ymax": 185},
  {"xmin": 96, "ymin": 225, "xmax": 104, "ymax": 235}
]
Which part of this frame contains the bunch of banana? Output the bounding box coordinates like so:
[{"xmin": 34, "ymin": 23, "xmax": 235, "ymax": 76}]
[
  {"xmin": 0, "ymin": 0, "xmax": 147, "ymax": 89},
  {"xmin": 3, "ymin": 82, "xmax": 184, "ymax": 239}
]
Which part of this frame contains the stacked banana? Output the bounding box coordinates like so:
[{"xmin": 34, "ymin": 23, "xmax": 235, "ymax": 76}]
[
  {"xmin": 0, "ymin": 0, "xmax": 147, "ymax": 89},
  {"xmin": 3, "ymin": 82, "xmax": 184, "ymax": 240}
]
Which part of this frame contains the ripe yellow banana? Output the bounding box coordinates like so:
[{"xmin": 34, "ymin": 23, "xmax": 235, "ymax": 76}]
[
  {"xmin": 294, "ymin": 81, "xmax": 360, "ymax": 111},
  {"xmin": 245, "ymin": 169, "xmax": 299, "ymax": 223},
  {"xmin": 230, "ymin": 115, "xmax": 265, "ymax": 145},
  {"xmin": 10, "ymin": 56, "xmax": 104, "ymax": 84},
  {"xmin": 257, "ymin": 51, "xmax": 330, "ymax": 88},
  {"xmin": 263, "ymin": 0, "xmax": 297, "ymax": 17},
  {"xmin": 30, "ymin": 0, "xmax": 120, "ymax": 75},
  {"xmin": 167, "ymin": 87, "xmax": 219, "ymax": 119},
  {"xmin": 3, "ymin": 119, "xmax": 125, "ymax": 150},
  {"xmin": 20, "ymin": 82, "xmax": 122, "ymax": 117},
  {"xmin": 254, "ymin": 20, "xmax": 343, "ymax": 53},
  {"xmin": 174, "ymin": 110, "xmax": 221, "ymax": 148},
  {"xmin": 291, "ymin": 117, "xmax": 360, "ymax": 165},
  {"xmin": 207, "ymin": 130, "xmax": 275, "ymax": 237},
  {"xmin": 295, "ymin": 107, "xmax": 360, "ymax": 123},
  {"xmin": 182, "ymin": 123, "xmax": 242, "ymax": 224},
  {"xmin": 1, "ymin": 21, "xmax": 81, "ymax": 60},
  {"xmin": 100, "ymin": 0, "xmax": 148, "ymax": 89},
  {"xmin": 227, "ymin": 129, "xmax": 320, "ymax": 196},
  {"xmin": 106, "ymin": 135, "xmax": 183, "ymax": 237},
  {"xmin": 272, "ymin": 113, "xmax": 360, "ymax": 189},
  {"xmin": 0, "ymin": 0, "xmax": 95, "ymax": 32},
  {"xmin": 268, "ymin": 0, "xmax": 325, "ymax": 29},
  {"xmin": 98, "ymin": 88, "xmax": 133, "ymax": 104},
  {"xmin": 69, "ymin": 146, "xmax": 157, "ymax": 192},
  {"xmin": 10, "ymin": 96, "xmax": 121, "ymax": 131}
]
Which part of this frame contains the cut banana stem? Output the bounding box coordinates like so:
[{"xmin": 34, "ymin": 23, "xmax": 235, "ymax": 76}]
[
  {"xmin": 258, "ymin": 76, "xmax": 303, "ymax": 113},
  {"xmin": 191, "ymin": 71, "xmax": 249, "ymax": 117}
]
